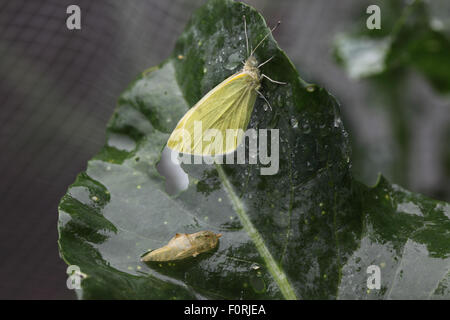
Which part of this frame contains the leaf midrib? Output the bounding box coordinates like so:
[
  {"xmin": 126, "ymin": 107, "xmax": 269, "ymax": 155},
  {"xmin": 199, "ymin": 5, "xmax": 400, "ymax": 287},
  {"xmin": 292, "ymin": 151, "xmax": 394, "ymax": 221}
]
[{"xmin": 215, "ymin": 163, "xmax": 298, "ymax": 300}]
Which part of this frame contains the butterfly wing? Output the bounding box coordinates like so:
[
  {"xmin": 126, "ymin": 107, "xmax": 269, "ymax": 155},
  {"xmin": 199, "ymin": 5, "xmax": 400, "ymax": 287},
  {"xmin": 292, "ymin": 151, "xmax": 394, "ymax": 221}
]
[{"xmin": 167, "ymin": 72, "xmax": 258, "ymax": 156}]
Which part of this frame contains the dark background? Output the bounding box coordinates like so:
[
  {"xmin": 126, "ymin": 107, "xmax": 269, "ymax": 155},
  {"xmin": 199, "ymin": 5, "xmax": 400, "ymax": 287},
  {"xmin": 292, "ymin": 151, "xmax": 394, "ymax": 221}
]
[{"xmin": 0, "ymin": 0, "xmax": 448, "ymax": 299}]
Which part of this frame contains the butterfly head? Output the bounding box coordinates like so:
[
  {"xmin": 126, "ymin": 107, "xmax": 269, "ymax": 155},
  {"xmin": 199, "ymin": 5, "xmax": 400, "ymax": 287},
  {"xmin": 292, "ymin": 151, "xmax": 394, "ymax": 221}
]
[
  {"xmin": 245, "ymin": 55, "xmax": 258, "ymax": 68},
  {"xmin": 242, "ymin": 16, "xmax": 280, "ymax": 77}
]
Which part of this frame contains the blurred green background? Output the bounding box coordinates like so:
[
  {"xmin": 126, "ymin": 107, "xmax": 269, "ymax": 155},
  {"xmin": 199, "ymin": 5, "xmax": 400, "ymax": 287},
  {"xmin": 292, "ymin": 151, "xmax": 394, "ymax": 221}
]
[{"xmin": 0, "ymin": 0, "xmax": 448, "ymax": 299}]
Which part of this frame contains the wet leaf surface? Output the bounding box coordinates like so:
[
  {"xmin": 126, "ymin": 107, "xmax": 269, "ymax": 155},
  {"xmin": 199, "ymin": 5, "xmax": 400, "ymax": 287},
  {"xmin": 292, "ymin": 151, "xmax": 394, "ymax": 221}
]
[{"xmin": 58, "ymin": 0, "xmax": 450, "ymax": 299}]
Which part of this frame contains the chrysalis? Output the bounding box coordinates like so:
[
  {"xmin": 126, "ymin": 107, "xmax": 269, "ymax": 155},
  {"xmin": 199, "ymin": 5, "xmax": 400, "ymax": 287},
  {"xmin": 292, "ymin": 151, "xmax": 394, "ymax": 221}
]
[{"xmin": 141, "ymin": 231, "xmax": 222, "ymax": 262}]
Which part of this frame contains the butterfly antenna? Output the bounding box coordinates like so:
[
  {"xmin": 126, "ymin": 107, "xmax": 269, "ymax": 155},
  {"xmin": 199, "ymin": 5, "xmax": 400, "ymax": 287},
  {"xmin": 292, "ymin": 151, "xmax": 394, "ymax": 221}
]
[
  {"xmin": 250, "ymin": 20, "xmax": 281, "ymax": 56},
  {"xmin": 243, "ymin": 15, "xmax": 249, "ymax": 57},
  {"xmin": 258, "ymin": 56, "xmax": 274, "ymax": 68}
]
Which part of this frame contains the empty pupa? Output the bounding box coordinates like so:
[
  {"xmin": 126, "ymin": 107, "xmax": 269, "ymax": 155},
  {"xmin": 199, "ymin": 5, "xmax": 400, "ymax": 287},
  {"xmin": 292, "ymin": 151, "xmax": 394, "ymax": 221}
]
[{"xmin": 141, "ymin": 231, "xmax": 222, "ymax": 262}]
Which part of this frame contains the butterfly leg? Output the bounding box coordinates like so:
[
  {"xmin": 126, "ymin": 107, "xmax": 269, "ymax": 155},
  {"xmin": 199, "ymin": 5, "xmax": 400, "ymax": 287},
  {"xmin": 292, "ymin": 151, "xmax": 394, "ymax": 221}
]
[
  {"xmin": 261, "ymin": 74, "xmax": 286, "ymax": 85},
  {"xmin": 256, "ymin": 89, "xmax": 272, "ymax": 111}
]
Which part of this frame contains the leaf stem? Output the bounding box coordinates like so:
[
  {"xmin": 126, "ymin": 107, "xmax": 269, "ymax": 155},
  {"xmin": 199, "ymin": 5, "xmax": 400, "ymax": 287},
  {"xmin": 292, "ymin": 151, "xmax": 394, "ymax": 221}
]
[{"xmin": 215, "ymin": 164, "xmax": 298, "ymax": 300}]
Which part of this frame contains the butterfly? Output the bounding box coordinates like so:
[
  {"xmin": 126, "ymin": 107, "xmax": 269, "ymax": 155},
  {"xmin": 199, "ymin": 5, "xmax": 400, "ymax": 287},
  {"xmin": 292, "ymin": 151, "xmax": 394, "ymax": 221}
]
[{"xmin": 167, "ymin": 16, "xmax": 285, "ymax": 156}]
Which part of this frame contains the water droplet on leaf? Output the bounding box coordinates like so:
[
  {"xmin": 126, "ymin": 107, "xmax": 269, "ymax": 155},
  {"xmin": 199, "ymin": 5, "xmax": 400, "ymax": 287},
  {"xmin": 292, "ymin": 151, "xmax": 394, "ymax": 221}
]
[{"xmin": 290, "ymin": 117, "xmax": 299, "ymax": 128}]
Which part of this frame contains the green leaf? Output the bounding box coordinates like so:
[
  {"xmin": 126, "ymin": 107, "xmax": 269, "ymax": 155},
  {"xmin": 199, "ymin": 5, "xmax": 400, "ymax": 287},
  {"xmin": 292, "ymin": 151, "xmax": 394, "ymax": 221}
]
[
  {"xmin": 334, "ymin": 0, "xmax": 450, "ymax": 93},
  {"xmin": 340, "ymin": 177, "xmax": 450, "ymax": 299},
  {"xmin": 333, "ymin": 0, "xmax": 450, "ymax": 201},
  {"xmin": 58, "ymin": 0, "xmax": 450, "ymax": 299}
]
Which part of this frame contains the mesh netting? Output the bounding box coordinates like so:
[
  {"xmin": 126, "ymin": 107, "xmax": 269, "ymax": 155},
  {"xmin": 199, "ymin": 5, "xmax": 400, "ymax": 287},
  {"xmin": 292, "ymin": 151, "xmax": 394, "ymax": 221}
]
[{"xmin": 0, "ymin": 0, "xmax": 448, "ymax": 299}]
